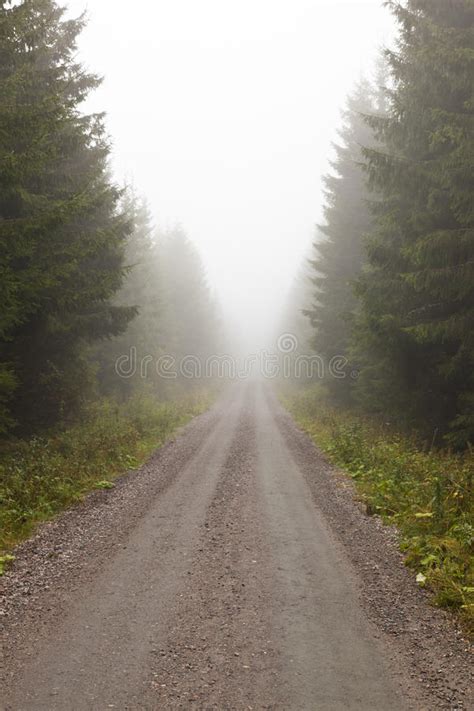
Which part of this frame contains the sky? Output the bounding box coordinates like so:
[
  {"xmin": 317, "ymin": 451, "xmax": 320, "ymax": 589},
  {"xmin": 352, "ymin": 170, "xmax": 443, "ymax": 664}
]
[{"xmin": 65, "ymin": 0, "xmax": 395, "ymax": 350}]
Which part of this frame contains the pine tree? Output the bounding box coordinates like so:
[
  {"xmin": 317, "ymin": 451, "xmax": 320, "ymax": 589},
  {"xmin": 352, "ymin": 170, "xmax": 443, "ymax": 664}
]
[
  {"xmin": 305, "ymin": 80, "xmax": 382, "ymax": 403},
  {"xmin": 94, "ymin": 193, "xmax": 164, "ymax": 398},
  {"xmin": 96, "ymin": 220, "xmax": 220, "ymax": 398},
  {"xmin": 280, "ymin": 257, "xmax": 314, "ymax": 353},
  {"xmin": 158, "ymin": 227, "xmax": 220, "ymax": 365},
  {"xmin": 355, "ymin": 0, "xmax": 474, "ymax": 445},
  {"xmin": 0, "ymin": 1, "xmax": 134, "ymax": 431}
]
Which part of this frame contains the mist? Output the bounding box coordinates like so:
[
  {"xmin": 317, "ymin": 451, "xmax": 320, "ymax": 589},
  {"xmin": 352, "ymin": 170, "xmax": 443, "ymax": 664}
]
[
  {"xmin": 65, "ymin": 0, "xmax": 394, "ymax": 352},
  {"xmin": 2, "ymin": 2, "xmax": 473, "ymax": 700}
]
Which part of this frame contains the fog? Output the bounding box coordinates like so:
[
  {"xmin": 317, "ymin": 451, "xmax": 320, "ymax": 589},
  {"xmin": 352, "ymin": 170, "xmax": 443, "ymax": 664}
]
[{"xmin": 66, "ymin": 0, "xmax": 394, "ymax": 351}]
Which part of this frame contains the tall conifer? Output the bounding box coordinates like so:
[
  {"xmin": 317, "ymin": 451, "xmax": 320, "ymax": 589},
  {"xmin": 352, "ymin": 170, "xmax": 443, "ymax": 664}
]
[
  {"xmin": 355, "ymin": 0, "xmax": 474, "ymax": 444},
  {"xmin": 0, "ymin": 1, "xmax": 134, "ymax": 431},
  {"xmin": 306, "ymin": 80, "xmax": 382, "ymax": 402}
]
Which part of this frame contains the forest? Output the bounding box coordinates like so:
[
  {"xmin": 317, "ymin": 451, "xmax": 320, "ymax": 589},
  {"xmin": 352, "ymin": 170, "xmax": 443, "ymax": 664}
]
[
  {"xmin": 286, "ymin": 0, "xmax": 474, "ymax": 628},
  {"xmin": 0, "ymin": 0, "xmax": 222, "ymax": 555},
  {"xmin": 0, "ymin": 0, "xmax": 473, "ymax": 651},
  {"xmin": 302, "ymin": 1, "xmax": 474, "ymax": 448}
]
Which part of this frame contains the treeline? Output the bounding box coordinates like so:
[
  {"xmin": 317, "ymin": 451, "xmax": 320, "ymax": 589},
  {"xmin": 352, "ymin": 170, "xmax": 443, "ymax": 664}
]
[
  {"xmin": 304, "ymin": 0, "xmax": 474, "ymax": 448},
  {"xmin": 0, "ymin": 1, "xmax": 219, "ymax": 437}
]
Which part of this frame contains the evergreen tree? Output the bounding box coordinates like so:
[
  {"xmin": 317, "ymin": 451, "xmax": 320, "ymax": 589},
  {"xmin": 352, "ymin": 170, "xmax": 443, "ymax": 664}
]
[
  {"xmin": 96, "ymin": 219, "xmax": 220, "ymax": 397},
  {"xmin": 305, "ymin": 80, "xmax": 382, "ymax": 403},
  {"xmin": 280, "ymin": 256, "xmax": 314, "ymax": 353},
  {"xmin": 0, "ymin": 1, "xmax": 134, "ymax": 432},
  {"xmin": 158, "ymin": 227, "xmax": 220, "ymax": 366},
  {"xmin": 94, "ymin": 193, "xmax": 164, "ymax": 398},
  {"xmin": 355, "ymin": 0, "xmax": 474, "ymax": 445}
]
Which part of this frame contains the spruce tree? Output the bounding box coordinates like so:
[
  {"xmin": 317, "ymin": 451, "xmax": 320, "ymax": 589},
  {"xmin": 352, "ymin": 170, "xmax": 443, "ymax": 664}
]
[
  {"xmin": 0, "ymin": 1, "xmax": 134, "ymax": 431},
  {"xmin": 355, "ymin": 0, "xmax": 474, "ymax": 445},
  {"xmin": 280, "ymin": 257, "xmax": 314, "ymax": 353},
  {"xmin": 158, "ymin": 228, "xmax": 219, "ymax": 366},
  {"xmin": 94, "ymin": 193, "xmax": 163, "ymax": 398},
  {"xmin": 97, "ymin": 221, "xmax": 220, "ymax": 397},
  {"xmin": 305, "ymin": 80, "xmax": 381, "ymax": 403}
]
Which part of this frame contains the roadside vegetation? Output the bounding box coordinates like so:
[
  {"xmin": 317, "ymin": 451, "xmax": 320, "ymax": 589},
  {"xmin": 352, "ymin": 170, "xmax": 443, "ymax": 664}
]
[
  {"xmin": 0, "ymin": 390, "xmax": 213, "ymax": 557},
  {"xmin": 285, "ymin": 386, "xmax": 474, "ymax": 634},
  {"xmin": 0, "ymin": 2, "xmax": 223, "ymax": 567},
  {"xmin": 298, "ymin": 1, "xmax": 474, "ymax": 449},
  {"xmin": 280, "ymin": 1, "xmax": 474, "ymax": 634}
]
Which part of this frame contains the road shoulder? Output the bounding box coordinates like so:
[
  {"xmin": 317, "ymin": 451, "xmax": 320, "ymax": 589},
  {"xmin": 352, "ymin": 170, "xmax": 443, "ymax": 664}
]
[{"xmin": 273, "ymin": 389, "xmax": 473, "ymax": 711}]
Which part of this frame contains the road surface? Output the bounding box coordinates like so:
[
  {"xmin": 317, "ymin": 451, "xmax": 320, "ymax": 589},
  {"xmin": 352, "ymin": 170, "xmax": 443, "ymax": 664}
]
[{"xmin": 2, "ymin": 384, "xmax": 469, "ymax": 709}]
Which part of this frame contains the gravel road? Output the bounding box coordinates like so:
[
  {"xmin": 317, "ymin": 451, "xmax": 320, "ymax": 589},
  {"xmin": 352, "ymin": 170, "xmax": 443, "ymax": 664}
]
[{"xmin": 1, "ymin": 383, "xmax": 472, "ymax": 710}]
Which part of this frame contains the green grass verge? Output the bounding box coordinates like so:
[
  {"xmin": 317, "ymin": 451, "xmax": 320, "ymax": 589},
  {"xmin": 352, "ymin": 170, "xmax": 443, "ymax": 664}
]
[
  {"xmin": 283, "ymin": 386, "xmax": 474, "ymax": 634},
  {"xmin": 0, "ymin": 390, "xmax": 213, "ymax": 558}
]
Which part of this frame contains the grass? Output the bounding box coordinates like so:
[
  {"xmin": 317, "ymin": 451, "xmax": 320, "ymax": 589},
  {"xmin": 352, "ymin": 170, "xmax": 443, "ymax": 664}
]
[
  {"xmin": 0, "ymin": 390, "xmax": 213, "ymax": 557},
  {"xmin": 283, "ymin": 385, "xmax": 474, "ymax": 634}
]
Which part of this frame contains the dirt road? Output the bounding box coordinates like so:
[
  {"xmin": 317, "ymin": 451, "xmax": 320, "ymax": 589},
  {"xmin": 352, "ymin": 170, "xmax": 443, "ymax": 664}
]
[{"xmin": 1, "ymin": 384, "xmax": 472, "ymax": 709}]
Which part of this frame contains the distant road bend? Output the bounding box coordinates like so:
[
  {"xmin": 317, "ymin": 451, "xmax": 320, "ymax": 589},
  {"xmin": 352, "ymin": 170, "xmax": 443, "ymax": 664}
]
[{"xmin": 2, "ymin": 384, "xmax": 472, "ymax": 710}]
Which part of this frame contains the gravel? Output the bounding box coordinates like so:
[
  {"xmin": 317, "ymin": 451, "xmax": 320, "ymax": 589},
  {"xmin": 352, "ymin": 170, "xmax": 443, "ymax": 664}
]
[{"xmin": 1, "ymin": 383, "xmax": 472, "ymax": 710}]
